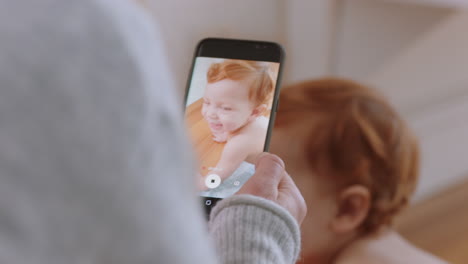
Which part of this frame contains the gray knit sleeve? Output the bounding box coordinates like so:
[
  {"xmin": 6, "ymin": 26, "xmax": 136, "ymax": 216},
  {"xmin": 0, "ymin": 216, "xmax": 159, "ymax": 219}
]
[{"xmin": 208, "ymin": 195, "xmax": 301, "ymax": 264}]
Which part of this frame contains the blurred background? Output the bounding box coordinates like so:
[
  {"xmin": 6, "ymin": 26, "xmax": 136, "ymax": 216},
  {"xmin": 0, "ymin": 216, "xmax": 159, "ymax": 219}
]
[{"xmin": 147, "ymin": 0, "xmax": 468, "ymax": 262}]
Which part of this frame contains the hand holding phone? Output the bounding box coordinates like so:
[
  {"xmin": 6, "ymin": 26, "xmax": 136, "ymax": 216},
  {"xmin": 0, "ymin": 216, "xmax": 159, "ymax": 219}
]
[{"xmin": 237, "ymin": 153, "xmax": 307, "ymax": 225}]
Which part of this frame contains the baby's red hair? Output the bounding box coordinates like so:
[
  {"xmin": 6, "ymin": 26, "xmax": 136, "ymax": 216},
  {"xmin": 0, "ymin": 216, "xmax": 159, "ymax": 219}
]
[
  {"xmin": 207, "ymin": 59, "xmax": 275, "ymax": 107},
  {"xmin": 275, "ymin": 78, "xmax": 420, "ymax": 234}
]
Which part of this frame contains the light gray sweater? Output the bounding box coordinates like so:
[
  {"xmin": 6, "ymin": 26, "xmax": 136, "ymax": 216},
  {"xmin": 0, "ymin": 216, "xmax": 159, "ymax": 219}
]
[{"xmin": 0, "ymin": 0, "xmax": 300, "ymax": 263}]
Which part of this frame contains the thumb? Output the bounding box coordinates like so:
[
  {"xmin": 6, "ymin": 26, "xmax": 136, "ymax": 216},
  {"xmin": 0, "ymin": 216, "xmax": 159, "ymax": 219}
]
[
  {"xmin": 277, "ymin": 173, "xmax": 307, "ymax": 224},
  {"xmin": 237, "ymin": 153, "xmax": 285, "ymax": 200}
]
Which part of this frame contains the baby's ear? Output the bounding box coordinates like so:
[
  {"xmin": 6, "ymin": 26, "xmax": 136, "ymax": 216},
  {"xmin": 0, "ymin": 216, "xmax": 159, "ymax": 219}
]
[
  {"xmin": 330, "ymin": 185, "xmax": 370, "ymax": 234},
  {"xmin": 251, "ymin": 104, "xmax": 268, "ymax": 117}
]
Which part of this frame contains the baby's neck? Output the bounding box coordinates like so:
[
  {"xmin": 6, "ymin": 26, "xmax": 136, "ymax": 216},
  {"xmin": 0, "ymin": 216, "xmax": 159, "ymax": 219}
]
[
  {"xmin": 330, "ymin": 228, "xmax": 390, "ymax": 263},
  {"xmin": 301, "ymin": 233, "xmax": 360, "ymax": 264}
]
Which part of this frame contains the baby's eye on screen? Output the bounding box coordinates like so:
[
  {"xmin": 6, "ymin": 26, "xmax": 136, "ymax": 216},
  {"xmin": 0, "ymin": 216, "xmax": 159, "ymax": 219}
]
[{"xmin": 222, "ymin": 107, "xmax": 232, "ymax": 111}]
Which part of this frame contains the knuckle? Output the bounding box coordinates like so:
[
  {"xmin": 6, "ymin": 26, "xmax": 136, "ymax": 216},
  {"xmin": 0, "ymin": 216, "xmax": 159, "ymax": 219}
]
[{"xmin": 258, "ymin": 153, "xmax": 285, "ymax": 170}]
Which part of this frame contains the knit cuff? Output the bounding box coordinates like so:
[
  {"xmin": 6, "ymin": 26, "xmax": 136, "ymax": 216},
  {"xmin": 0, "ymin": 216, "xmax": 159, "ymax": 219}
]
[{"xmin": 208, "ymin": 195, "xmax": 301, "ymax": 264}]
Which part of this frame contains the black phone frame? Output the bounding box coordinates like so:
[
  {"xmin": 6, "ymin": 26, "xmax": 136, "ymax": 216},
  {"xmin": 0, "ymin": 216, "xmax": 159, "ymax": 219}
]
[{"xmin": 183, "ymin": 38, "xmax": 285, "ymax": 217}]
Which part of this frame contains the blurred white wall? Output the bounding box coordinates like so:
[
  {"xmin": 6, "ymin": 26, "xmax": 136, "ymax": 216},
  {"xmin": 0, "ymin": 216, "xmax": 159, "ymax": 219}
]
[
  {"xmin": 335, "ymin": 0, "xmax": 453, "ymax": 80},
  {"xmin": 283, "ymin": 0, "xmax": 337, "ymax": 83},
  {"xmin": 147, "ymin": 0, "xmax": 284, "ymax": 94}
]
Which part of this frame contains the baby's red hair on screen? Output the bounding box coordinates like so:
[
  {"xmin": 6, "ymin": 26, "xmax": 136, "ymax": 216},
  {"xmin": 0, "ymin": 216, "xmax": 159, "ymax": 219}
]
[
  {"xmin": 275, "ymin": 78, "xmax": 420, "ymax": 234},
  {"xmin": 207, "ymin": 59, "xmax": 275, "ymax": 107}
]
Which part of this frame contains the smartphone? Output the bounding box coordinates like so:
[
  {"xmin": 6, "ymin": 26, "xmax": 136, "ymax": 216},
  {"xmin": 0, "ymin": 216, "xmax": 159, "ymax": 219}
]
[{"xmin": 183, "ymin": 38, "xmax": 284, "ymax": 217}]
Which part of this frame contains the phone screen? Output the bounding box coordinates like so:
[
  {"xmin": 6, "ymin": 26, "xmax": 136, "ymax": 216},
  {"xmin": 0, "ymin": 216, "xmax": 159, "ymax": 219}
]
[{"xmin": 184, "ymin": 39, "xmax": 283, "ymax": 215}]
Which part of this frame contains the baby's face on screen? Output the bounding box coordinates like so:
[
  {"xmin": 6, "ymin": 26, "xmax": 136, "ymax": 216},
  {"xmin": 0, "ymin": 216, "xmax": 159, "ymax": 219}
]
[{"xmin": 202, "ymin": 79, "xmax": 255, "ymax": 134}]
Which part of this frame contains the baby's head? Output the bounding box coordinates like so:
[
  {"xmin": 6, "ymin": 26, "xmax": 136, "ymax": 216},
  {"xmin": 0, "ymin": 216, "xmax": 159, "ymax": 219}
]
[
  {"xmin": 202, "ymin": 59, "xmax": 275, "ymax": 134},
  {"xmin": 270, "ymin": 78, "xmax": 419, "ymax": 263}
]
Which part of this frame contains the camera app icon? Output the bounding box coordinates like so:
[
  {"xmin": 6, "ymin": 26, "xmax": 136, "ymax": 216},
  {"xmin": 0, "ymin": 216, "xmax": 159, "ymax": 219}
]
[{"xmin": 205, "ymin": 174, "xmax": 222, "ymax": 189}]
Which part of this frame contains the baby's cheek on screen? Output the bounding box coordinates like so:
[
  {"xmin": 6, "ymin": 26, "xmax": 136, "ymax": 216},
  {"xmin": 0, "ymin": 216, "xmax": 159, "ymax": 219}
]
[
  {"xmin": 223, "ymin": 116, "xmax": 236, "ymax": 131},
  {"xmin": 201, "ymin": 108, "xmax": 210, "ymax": 120}
]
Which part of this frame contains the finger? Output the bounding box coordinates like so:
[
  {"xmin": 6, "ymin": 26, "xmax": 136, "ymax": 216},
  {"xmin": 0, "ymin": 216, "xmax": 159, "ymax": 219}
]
[
  {"xmin": 253, "ymin": 152, "xmax": 285, "ymax": 171},
  {"xmin": 255, "ymin": 153, "xmax": 285, "ymax": 179},
  {"xmin": 277, "ymin": 173, "xmax": 307, "ymax": 225},
  {"xmin": 237, "ymin": 153, "xmax": 285, "ymax": 199}
]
